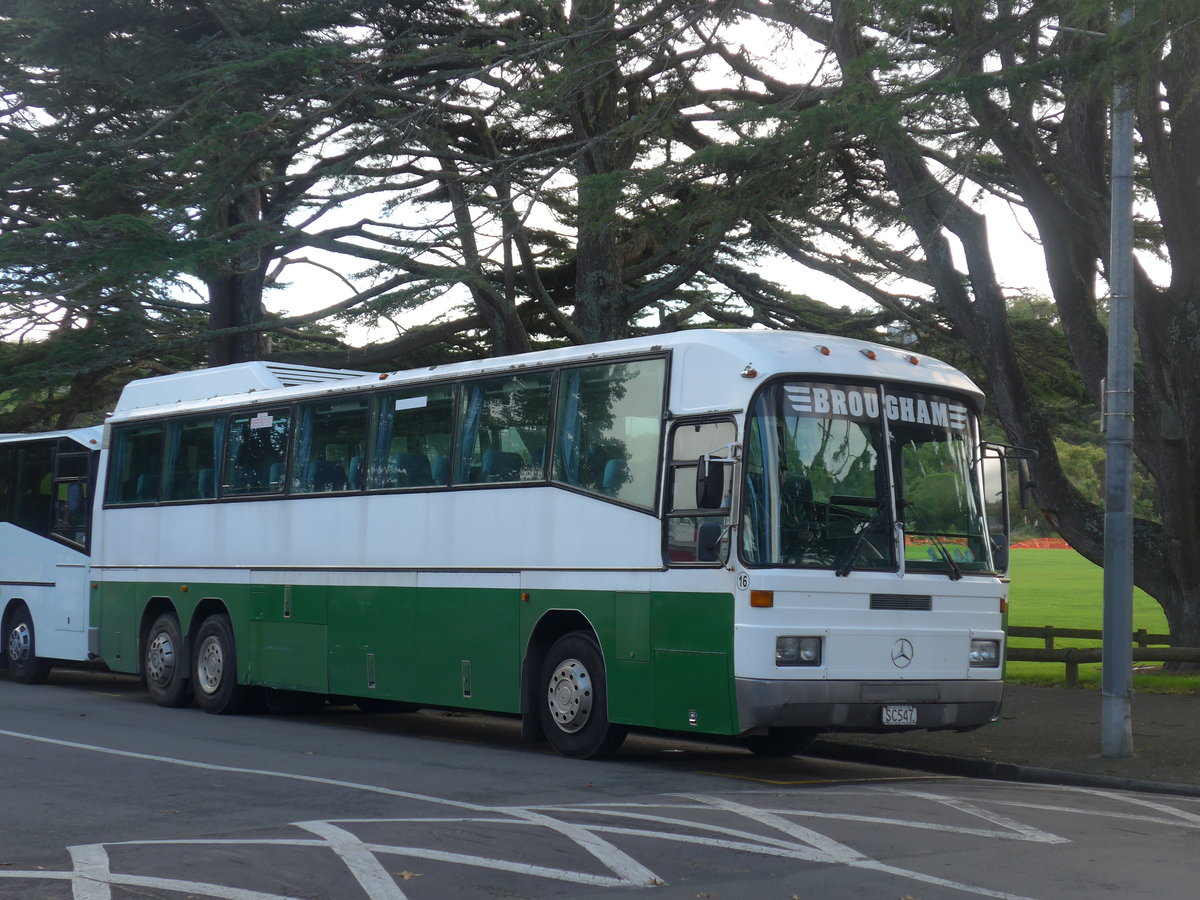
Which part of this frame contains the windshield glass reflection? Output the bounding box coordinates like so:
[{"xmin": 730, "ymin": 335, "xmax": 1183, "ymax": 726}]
[{"xmin": 739, "ymin": 381, "xmax": 991, "ymax": 574}]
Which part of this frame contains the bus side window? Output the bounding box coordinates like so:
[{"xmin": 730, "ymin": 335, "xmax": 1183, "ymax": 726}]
[
  {"xmin": 51, "ymin": 445, "xmax": 93, "ymax": 546},
  {"xmin": 11, "ymin": 442, "xmax": 54, "ymax": 535},
  {"xmin": 0, "ymin": 446, "xmax": 11, "ymax": 524},
  {"xmin": 551, "ymin": 359, "xmax": 666, "ymax": 509},
  {"xmin": 222, "ymin": 409, "xmax": 290, "ymax": 496},
  {"xmin": 106, "ymin": 423, "xmax": 165, "ymax": 505},
  {"xmin": 291, "ymin": 397, "xmax": 369, "ymax": 495},
  {"xmin": 162, "ymin": 417, "xmax": 222, "ymax": 501},
  {"xmin": 456, "ymin": 373, "xmax": 553, "ymax": 486},
  {"xmin": 369, "ymin": 384, "xmax": 455, "ymax": 490}
]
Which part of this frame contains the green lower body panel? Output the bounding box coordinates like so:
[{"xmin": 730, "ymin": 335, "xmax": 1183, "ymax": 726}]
[{"xmin": 91, "ymin": 578, "xmax": 737, "ymax": 735}]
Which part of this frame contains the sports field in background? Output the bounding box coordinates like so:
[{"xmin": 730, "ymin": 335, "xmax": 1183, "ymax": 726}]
[{"xmin": 1005, "ymin": 548, "xmax": 1200, "ymax": 691}]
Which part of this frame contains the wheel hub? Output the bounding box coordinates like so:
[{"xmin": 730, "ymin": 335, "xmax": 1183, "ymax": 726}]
[
  {"xmin": 146, "ymin": 632, "xmax": 176, "ymax": 685},
  {"xmin": 7, "ymin": 623, "xmax": 31, "ymax": 666},
  {"xmin": 196, "ymin": 635, "xmax": 224, "ymax": 695},
  {"xmin": 546, "ymin": 657, "xmax": 593, "ymax": 733}
]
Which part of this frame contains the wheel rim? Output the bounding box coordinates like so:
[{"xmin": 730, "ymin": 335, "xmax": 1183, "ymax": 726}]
[
  {"xmin": 196, "ymin": 635, "xmax": 224, "ymax": 696},
  {"xmin": 146, "ymin": 631, "xmax": 177, "ymax": 688},
  {"xmin": 8, "ymin": 622, "xmax": 31, "ymax": 667},
  {"xmin": 546, "ymin": 657, "xmax": 593, "ymax": 733}
]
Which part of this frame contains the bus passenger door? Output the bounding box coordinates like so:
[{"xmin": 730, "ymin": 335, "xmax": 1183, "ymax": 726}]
[{"xmin": 249, "ymin": 575, "xmax": 328, "ymax": 694}]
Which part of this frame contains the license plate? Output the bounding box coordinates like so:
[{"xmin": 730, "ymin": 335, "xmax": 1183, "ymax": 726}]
[{"xmin": 882, "ymin": 705, "xmax": 918, "ymax": 726}]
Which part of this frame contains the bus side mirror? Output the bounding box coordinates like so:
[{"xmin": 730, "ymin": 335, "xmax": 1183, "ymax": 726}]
[
  {"xmin": 990, "ymin": 532, "xmax": 1010, "ymax": 573},
  {"xmin": 695, "ymin": 457, "xmax": 727, "ymax": 509}
]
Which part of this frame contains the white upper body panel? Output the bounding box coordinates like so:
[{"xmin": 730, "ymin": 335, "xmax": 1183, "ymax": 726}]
[{"xmin": 107, "ymin": 330, "xmax": 983, "ymax": 424}]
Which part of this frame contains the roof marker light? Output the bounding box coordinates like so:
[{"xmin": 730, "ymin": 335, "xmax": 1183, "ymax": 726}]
[
  {"xmin": 741, "ymin": 363, "xmax": 758, "ymax": 378},
  {"xmin": 378, "ymin": 373, "xmax": 389, "ymax": 380},
  {"xmin": 860, "ymin": 348, "xmax": 877, "ymax": 360},
  {"xmin": 906, "ymin": 354, "xmax": 920, "ymax": 365},
  {"xmin": 816, "ymin": 345, "xmax": 831, "ymax": 356}
]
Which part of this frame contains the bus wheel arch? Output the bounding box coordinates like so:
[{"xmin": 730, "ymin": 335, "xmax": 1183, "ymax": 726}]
[
  {"xmin": 533, "ymin": 623, "xmax": 627, "ymax": 759},
  {"xmin": 190, "ymin": 603, "xmax": 250, "ymax": 715},
  {"xmin": 140, "ymin": 599, "xmax": 193, "ymax": 708},
  {"xmin": 3, "ymin": 601, "xmax": 52, "ymax": 684}
]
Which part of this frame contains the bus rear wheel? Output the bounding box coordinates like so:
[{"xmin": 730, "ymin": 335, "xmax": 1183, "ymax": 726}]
[
  {"xmin": 144, "ymin": 612, "xmax": 193, "ymax": 708},
  {"xmin": 538, "ymin": 631, "xmax": 626, "ymax": 759},
  {"xmin": 6, "ymin": 606, "xmax": 51, "ymax": 685},
  {"xmin": 192, "ymin": 614, "xmax": 250, "ymax": 715}
]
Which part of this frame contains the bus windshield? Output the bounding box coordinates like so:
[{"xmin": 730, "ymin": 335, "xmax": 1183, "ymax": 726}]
[{"xmin": 740, "ymin": 381, "xmax": 992, "ymax": 575}]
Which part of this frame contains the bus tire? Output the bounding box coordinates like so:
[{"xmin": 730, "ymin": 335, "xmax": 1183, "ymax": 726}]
[
  {"xmin": 144, "ymin": 612, "xmax": 193, "ymax": 708},
  {"xmin": 6, "ymin": 606, "xmax": 51, "ymax": 685},
  {"xmin": 539, "ymin": 631, "xmax": 626, "ymax": 759},
  {"xmin": 192, "ymin": 614, "xmax": 250, "ymax": 715},
  {"xmin": 742, "ymin": 727, "xmax": 819, "ymax": 758}
]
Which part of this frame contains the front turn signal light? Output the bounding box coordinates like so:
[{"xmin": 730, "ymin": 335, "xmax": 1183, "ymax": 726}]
[{"xmin": 750, "ymin": 590, "xmax": 774, "ymax": 608}]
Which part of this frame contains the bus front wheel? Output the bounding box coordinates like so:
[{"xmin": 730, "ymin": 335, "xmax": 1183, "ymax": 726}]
[
  {"xmin": 539, "ymin": 631, "xmax": 626, "ymax": 759},
  {"xmin": 144, "ymin": 612, "xmax": 193, "ymax": 708},
  {"xmin": 6, "ymin": 606, "xmax": 51, "ymax": 685},
  {"xmin": 192, "ymin": 614, "xmax": 250, "ymax": 715}
]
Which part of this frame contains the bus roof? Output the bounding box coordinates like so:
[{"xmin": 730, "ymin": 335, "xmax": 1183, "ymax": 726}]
[
  {"xmin": 109, "ymin": 329, "xmax": 983, "ymax": 421},
  {"xmin": 0, "ymin": 425, "xmax": 103, "ymax": 449}
]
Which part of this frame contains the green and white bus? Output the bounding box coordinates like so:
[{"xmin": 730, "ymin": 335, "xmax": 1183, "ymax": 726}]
[{"xmin": 7, "ymin": 330, "xmax": 1022, "ymax": 758}]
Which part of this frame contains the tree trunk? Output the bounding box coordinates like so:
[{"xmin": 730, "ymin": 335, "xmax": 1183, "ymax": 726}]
[
  {"xmin": 206, "ymin": 192, "xmax": 268, "ymax": 367},
  {"xmin": 569, "ymin": 0, "xmax": 626, "ymax": 342},
  {"xmin": 207, "ymin": 269, "xmax": 267, "ymax": 367}
]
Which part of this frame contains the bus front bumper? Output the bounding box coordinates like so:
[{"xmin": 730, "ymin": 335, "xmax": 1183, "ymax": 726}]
[{"xmin": 735, "ymin": 678, "xmax": 1003, "ymax": 734}]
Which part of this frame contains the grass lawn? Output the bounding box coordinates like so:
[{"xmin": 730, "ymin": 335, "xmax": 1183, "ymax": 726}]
[{"xmin": 1006, "ymin": 548, "xmax": 1200, "ymax": 692}]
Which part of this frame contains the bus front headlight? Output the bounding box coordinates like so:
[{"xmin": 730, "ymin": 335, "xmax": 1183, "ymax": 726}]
[
  {"xmin": 776, "ymin": 636, "xmax": 822, "ymax": 667},
  {"xmin": 969, "ymin": 639, "xmax": 1000, "ymax": 667}
]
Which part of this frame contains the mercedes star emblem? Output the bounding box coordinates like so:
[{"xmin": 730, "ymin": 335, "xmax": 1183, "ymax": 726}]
[{"xmin": 891, "ymin": 638, "xmax": 914, "ymax": 668}]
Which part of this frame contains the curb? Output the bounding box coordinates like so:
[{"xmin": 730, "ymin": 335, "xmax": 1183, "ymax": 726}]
[{"xmin": 811, "ymin": 739, "xmax": 1200, "ymax": 798}]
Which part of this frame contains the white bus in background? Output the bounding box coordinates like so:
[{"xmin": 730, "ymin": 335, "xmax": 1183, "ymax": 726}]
[
  {"xmin": 1, "ymin": 427, "xmax": 101, "ymax": 682},
  {"xmin": 7, "ymin": 330, "xmax": 1026, "ymax": 759}
]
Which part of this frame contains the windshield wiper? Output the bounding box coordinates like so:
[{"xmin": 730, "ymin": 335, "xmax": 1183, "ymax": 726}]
[
  {"xmin": 927, "ymin": 533, "xmax": 964, "ymax": 581},
  {"xmin": 834, "ymin": 500, "xmax": 889, "ymax": 577}
]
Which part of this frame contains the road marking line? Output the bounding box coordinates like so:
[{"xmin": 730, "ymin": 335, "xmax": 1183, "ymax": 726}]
[
  {"xmin": 358, "ymin": 841, "xmax": 637, "ymax": 886},
  {"xmin": 296, "ymin": 822, "xmax": 409, "ymax": 900},
  {"xmin": 0, "ymin": 868, "xmax": 307, "ymax": 900},
  {"xmin": 870, "ymin": 787, "xmax": 1069, "ymax": 844},
  {"xmin": 680, "ymin": 793, "xmax": 1046, "ymax": 900},
  {"xmin": 529, "ymin": 809, "xmax": 838, "ymax": 860},
  {"xmin": 68, "ymin": 844, "xmax": 112, "ymax": 900},
  {"xmin": 551, "ymin": 801, "xmax": 1066, "ymax": 843},
  {"xmin": 849, "ymin": 859, "xmax": 1044, "ymax": 900},
  {"xmin": 1078, "ymin": 789, "xmax": 1200, "ymax": 825},
  {"xmin": 980, "ymin": 798, "xmax": 1200, "ymax": 828},
  {"xmin": 693, "ymin": 770, "xmax": 950, "ymax": 786},
  {"xmin": 0, "ymin": 727, "xmax": 664, "ymax": 889},
  {"xmin": 499, "ymin": 808, "xmax": 662, "ymax": 886},
  {"xmin": 77, "ymin": 833, "xmax": 639, "ymax": 889},
  {"xmin": 0, "ymin": 727, "xmax": 481, "ymax": 809}
]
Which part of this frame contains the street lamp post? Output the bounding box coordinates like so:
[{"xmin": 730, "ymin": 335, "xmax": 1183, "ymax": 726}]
[{"xmin": 1101, "ymin": 2, "xmax": 1135, "ymax": 759}]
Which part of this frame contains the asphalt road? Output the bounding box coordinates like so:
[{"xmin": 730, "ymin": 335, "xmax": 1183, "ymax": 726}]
[{"xmin": 2, "ymin": 668, "xmax": 1198, "ymax": 900}]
